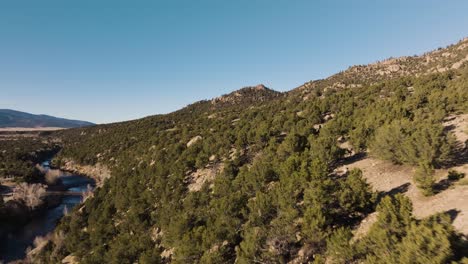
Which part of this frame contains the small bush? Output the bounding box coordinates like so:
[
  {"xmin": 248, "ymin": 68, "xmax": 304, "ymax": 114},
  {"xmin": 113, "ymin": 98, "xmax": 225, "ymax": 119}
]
[{"xmin": 447, "ymin": 170, "xmax": 465, "ymax": 181}]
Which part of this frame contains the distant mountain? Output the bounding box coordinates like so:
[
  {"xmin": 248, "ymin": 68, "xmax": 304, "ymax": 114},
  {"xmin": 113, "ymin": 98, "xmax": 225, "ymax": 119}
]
[{"xmin": 0, "ymin": 109, "xmax": 94, "ymax": 128}]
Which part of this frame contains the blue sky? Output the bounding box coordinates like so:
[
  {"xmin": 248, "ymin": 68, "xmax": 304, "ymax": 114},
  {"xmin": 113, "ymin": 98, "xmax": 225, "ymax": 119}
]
[{"xmin": 1, "ymin": 0, "xmax": 468, "ymax": 124}]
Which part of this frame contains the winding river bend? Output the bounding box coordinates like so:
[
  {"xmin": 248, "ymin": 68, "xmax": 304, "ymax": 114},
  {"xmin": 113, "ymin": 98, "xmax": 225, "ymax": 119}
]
[{"xmin": 1, "ymin": 160, "xmax": 95, "ymax": 262}]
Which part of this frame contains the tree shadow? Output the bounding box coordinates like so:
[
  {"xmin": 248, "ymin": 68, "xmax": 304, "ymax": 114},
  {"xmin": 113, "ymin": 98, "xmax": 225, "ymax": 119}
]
[
  {"xmin": 444, "ymin": 209, "xmax": 460, "ymax": 223},
  {"xmin": 376, "ymin": 182, "xmax": 411, "ymax": 203},
  {"xmin": 434, "ymin": 178, "xmax": 454, "ymax": 194},
  {"xmin": 338, "ymin": 152, "xmax": 367, "ymax": 167},
  {"xmin": 386, "ymin": 182, "xmax": 411, "ymax": 196},
  {"xmin": 433, "ymin": 173, "xmax": 465, "ymax": 194},
  {"xmin": 443, "ymin": 124, "xmax": 456, "ymax": 133},
  {"xmin": 446, "ymin": 142, "xmax": 468, "ymax": 167},
  {"xmin": 441, "ymin": 122, "xmax": 468, "ymax": 167}
]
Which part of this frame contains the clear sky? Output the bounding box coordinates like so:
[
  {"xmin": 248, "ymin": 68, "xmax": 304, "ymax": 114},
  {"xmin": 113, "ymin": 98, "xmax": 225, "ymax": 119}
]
[{"xmin": 1, "ymin": 0, "xmax": 468, "ymax": 124}]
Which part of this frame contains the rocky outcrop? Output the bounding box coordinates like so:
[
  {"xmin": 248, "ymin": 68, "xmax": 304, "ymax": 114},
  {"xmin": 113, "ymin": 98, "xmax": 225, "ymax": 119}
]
[
  {"xmin": 293, "ymin": 37, "xmax": 468, "ymax": 100},
  {"xmin": 61, "ymin": 255, "xmax": 79, "ymax": 264},
  {"xmin": 60, "ymin": 159, "xmax": 111, "ymax": 186},
  {"xmin": 186, "ymin": 163, "xmax": 224, "ymax": 192},
  {"xmin": 187, "ymin": 136, "xmax": 202, "ymax": 147}
]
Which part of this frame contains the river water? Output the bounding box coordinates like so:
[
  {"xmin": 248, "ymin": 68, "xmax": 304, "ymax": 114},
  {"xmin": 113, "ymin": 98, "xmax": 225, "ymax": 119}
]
[{"xmin": 0, "ymin": 161, "xmax": 95, "ymax": 262}]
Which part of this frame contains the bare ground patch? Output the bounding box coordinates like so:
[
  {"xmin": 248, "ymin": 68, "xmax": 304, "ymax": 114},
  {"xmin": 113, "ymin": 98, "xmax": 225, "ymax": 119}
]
[
  {"xmin": 344, "ymin": 157, "xmax": 468, "ymax": 235},
  {"xmin": 347, "ymin": 113, "xmax": 468, "ymax": 235},
  {"xmin": 444, "ymin": 113, "xmax": 468, "ymax": 146}
]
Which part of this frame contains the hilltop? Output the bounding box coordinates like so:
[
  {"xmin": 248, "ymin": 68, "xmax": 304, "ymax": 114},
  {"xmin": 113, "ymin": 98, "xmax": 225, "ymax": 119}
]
[
  {"xmin": 292, "ymin": 37, "xmax": 468, "ymax": 99},
  {"xmin": 210, "ymin": 84, "xmax": 283, "ymax": 106}
]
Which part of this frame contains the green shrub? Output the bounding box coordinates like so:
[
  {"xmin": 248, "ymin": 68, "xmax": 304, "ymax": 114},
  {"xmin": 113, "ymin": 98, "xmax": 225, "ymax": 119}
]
[
  {"xmin": 447, "ymin": 170, "xmax": 465, "ymax": 181},
  {"xmin": 414, "ymin": 162, "xmax": 435, "ymax": 196}
]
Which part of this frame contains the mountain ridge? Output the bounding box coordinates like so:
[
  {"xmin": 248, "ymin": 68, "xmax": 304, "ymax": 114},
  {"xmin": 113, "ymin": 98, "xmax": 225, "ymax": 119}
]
[
  {"xmin": 290, "ymin": 37, "xmax": 468, "ymax": 98},
  {"xmin": 0, "ymin": 109, "xmax": 94, "ymax": 128}
]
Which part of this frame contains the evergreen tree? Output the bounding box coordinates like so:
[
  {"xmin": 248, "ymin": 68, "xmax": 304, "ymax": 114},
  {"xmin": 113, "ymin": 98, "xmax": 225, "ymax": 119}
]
[{"xmin": 414, "ymin": 161, "xmax": 435, "ymax": 196}]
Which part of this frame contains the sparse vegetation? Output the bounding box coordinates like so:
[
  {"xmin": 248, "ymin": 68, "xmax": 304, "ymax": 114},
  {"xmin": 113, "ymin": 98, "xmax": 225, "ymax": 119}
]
[{"xmin": 26, "ymin": 39, "xmax": 468, "ymax": 263}]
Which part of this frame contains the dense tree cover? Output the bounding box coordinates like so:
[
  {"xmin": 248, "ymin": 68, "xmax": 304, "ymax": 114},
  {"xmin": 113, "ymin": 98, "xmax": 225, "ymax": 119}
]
[
  {"xmin": 0, "ymin": 138, "xmax": 59, "ymax": 182},
  {"xmin": 30, "ymin": 60, "xmax": 468, "ymax": 263}
]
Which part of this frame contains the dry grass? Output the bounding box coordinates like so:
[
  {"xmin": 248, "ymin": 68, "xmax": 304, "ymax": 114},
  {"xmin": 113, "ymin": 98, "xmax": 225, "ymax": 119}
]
[
  {"xmin": 45, "ymin": 169, "xmax": 61, "ymax": 185},
  {"xmin": 13, "ymin": 183, "xmax": 46, "ymax": 209}
]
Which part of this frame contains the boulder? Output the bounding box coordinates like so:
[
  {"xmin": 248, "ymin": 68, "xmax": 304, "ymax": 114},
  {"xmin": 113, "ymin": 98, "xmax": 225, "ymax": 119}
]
[{"xmin": 186, "ymin": 136, "xmax": 202, "ymax": 147}]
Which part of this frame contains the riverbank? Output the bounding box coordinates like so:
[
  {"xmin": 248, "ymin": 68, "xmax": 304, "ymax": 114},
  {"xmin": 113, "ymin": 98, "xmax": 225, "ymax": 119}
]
[
  {"xmin": 0, "ymin": 160, "xmax": 95, "ymax": 263},
  {"xmin": 56, "ymin": 158, "xmax": 110, "ymax": 187}
]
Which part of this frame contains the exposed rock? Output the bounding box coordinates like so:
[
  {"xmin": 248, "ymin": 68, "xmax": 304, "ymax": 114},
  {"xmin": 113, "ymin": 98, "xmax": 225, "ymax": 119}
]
[
  {"xmin": 442, "ymin": 52, "xmax": 452, "ymax": 57},
  {"xmin": 254, "ymin": 84, "xmax": 267, "ymax": 90},
  {"xmin": 387, "ymin": 64, "xmax": 401, "ymax": 72},
  {"xmin": 451, "ymin": 54, "xmax": 468, "ymax": 69},
  {"xmin": 161, "ymin": 248, "xmax": 174, "ymax": 260},
  {"xmin": 457, "ymin": 42, "xmax": 468, "ymax": 51},
  {"xmin": 209, "ymin": 240, "xmax": 229, "ymax": 253},
  {"xmin": 187, "ymin": 135, "xmax": 202, "ymax": 147},
  {"xmin": 150, "ymin": 227, "xmax": 163, "ymax": 242},
  {"xmin": 229, "ymin": 148, "xmax": 239, "ymax": 160},
  {"xmin": 323, "ymin": 113, "xmax": 335, "ymax": 121},
  {"xmin": 61, "ymin": 159, "xmax": 111, "ymax": 186},
  {"xmin": 62, "ymin": 255, "xmax": 79, "ymax": 264},
  {"xmin": 231, "ymin": 118, "xmax": 240, "ymax": 124},
  {"xmin": 352, "ymin": 212, "xmax": 379, "ymax": 242},
  {"xmin": 165, "ymin": 127, "xmax": 178, "ymax": 132},
  {"xmin": 187, "ymin": 163, "xmax": 224, "ymax": 192},
  {"xmin": 288, "ymin": 244, "xmax": 315, "ymax": 264}
]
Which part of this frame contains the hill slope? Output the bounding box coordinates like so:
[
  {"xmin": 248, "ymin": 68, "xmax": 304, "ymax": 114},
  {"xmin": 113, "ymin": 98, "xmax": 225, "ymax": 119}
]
[
  {"xmin": 0, "ymin": 109, "xmax": 94, "ymax": 128},
  {"xmin": 29, "ymin": 38, "xmax": 468, "ymax": 263}
]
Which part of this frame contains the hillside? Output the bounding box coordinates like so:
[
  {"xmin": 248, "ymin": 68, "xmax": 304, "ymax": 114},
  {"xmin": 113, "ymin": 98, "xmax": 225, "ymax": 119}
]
[
  {"xmin": 28, "ymin": 39, "xmax": 468, "ymax": 263},
  {"xmin": 0, "ymin": 109, "xmax": 94, "ymax": 129},
  {"xmin": 291, "ymin": 37, "xmax": 468, "ymax": 99}
]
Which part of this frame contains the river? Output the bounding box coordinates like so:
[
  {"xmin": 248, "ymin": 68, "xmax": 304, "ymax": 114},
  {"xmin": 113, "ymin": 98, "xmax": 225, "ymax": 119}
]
[{"xmin": 0, "ymin": 160, "xmax": 95, "ymax": 263}]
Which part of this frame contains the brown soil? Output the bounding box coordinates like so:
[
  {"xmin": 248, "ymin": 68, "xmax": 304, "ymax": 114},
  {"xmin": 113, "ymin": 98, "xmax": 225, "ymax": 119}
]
[
  {"xmin": 346, "ymin": 113, "xmax": 468, "ymax": 235},
  {"xmin": 343, "ymin": 157, "xmax": 468, "ymax": 234}
]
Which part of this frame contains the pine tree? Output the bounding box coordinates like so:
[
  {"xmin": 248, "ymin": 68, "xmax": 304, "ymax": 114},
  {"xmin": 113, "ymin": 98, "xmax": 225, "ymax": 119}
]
[
  {"xmin": 396, "ymin": 214, "xmax": 454, "ymax": 264},
  {"xmin": 414, "ymin": 161, "xmax": 435, "ymax": 196}
]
